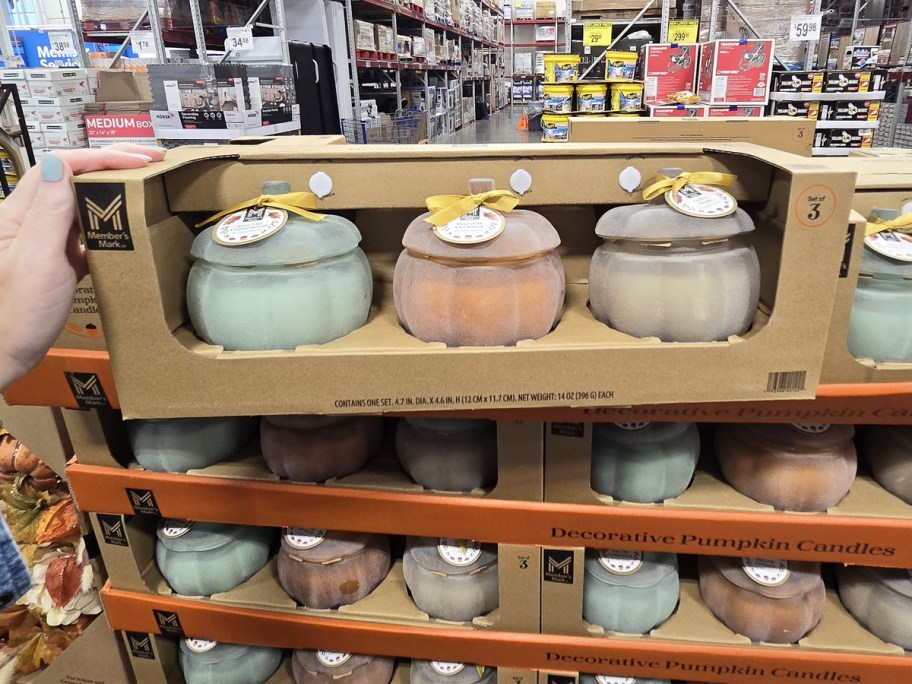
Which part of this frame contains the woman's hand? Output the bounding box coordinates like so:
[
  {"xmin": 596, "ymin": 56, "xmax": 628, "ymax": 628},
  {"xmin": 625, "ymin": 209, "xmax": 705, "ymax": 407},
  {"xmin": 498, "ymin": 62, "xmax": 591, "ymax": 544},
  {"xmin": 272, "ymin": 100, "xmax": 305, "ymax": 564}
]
[{"xmin": 0, "ymin": 143, "xmax": 166, "ymax": 389}]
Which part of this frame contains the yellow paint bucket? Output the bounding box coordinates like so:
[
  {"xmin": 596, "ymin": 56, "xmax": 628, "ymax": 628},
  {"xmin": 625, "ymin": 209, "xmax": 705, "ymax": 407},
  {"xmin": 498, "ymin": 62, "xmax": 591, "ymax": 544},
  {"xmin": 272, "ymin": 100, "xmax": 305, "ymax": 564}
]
[
  {"xmin": 611, "ymin": 82, "xmax": 644, "ymax": 112},
  {"xmin": 542, "ymin": 84, "xmax": 574, "ymax": 113},
  {"xmin": 576, "ymin": 83, "xmax": 608, "ymax": 112},
  {"xmin": 605, "ymin": 50, "xmax": 637, "ymax": 81},
  {"xmin": 544, "ymin": 53, "xmax": 580, "ymax": 83},
  {"xmin": 541, "ymin": 113, "xmax": 570, "ymax": 142},
  {"xmin": 609, "ymin": 112, "xmax": 641, "ymax": 117}
]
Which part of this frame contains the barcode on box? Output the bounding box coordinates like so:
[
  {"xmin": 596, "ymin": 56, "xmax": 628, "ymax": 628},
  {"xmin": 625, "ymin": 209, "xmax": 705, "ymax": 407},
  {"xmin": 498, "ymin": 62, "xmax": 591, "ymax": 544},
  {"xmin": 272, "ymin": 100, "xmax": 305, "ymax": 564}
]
[
  {"xmin": 753, "ymin": 87, "xmax": 766, "ymax": 96},
  {"xmin": 712, "ymin": 76, "xmax": 728, "ymax": 100},
  {"xmin": 766, "ymin": 371, "xmax": 807, "ymax": 393}
]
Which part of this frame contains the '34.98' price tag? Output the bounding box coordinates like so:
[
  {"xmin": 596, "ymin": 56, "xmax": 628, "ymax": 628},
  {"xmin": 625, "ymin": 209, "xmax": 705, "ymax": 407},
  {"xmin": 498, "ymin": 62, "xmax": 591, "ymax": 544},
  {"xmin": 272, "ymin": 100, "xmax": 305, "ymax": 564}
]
[{"xmin": 225, "ymin": 26, "xmax": 254, "ymax": 52}]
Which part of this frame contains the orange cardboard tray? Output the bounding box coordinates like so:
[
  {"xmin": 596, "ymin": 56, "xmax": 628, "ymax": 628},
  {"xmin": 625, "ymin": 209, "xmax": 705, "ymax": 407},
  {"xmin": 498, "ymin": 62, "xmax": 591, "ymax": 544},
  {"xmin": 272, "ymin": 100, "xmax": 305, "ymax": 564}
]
[
  {"xmin": 100, "ymin": 583, "xmax": 912, "ymax": 684},
  {"xmin": 68, "ymin": 463, "xmax": 912, "ymax": 568},
  {"xmin": 7, "ymin": 349, "xmax": 912, "ymax": 423}
]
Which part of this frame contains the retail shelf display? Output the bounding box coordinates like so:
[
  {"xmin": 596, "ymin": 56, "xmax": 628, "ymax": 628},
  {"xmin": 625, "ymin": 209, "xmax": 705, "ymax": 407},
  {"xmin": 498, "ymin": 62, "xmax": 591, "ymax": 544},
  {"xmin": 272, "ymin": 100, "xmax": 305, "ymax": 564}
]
[{"xmin": 769, "ymin": 92, "xmax": 887, "ymax": 102}]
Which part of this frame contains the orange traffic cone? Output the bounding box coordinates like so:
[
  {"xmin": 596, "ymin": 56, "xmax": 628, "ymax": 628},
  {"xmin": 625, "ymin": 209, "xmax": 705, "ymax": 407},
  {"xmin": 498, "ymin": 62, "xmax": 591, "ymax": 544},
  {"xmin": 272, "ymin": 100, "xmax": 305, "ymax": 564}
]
[{"xmin": 517, "ymin": 109, "xmax": 529, "ymax": 131}]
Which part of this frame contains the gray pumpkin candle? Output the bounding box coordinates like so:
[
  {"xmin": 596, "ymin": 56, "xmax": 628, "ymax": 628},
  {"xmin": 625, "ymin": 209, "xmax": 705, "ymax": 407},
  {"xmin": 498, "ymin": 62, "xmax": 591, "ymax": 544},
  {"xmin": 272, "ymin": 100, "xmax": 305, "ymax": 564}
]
[
  {"xmin": 865, "ymin": 425, "xmax": 912, "ymax": 505},
  {"xmin": 582, "ymin": 549, "xmax": 679, "ymax": 634},
  {"xmin": 396, "ymin": 418, "xmax": 497, "ymax": 492},
  {"xmin": 155, "ymin": 519, "xmax": 274, "ymax": 596},
  {"xmin": 127, "ymin": 416, "xmax": 256, "ymax": 473},
  {"xmin": 292, "ymin": 650, "xmax": 395, "ymax": 684},
  {"xmin": 260, "ymin": 415, "xmax": 384, "ymax": 482},
  {"xmin": 410, "ymin": 661, "xmax": 496, "ymax": 684},
  {"xmin": 277, "ymin": 528, "xmax": 391, "ymax": 609},
  {"xmin": 179, "ymin": 639, "xmax": 282, "ymax": 684},
  {"xmin": 403, "ymin": 537, "xmax": 499, "ymax": 622},
  {"xmin": 590, "ymin": 422, "xmax": 699, "ymax": 503},
  {"xmin": 837, "ymin": 565, "xmax": 912, "ymax": 650},
  {"xmin": 698, "ymin": 556, "xmax": 825, "ymax": 644},
  {"xmin": 187, "ymin": 181, "xmax": 372, "ymax": 351}
]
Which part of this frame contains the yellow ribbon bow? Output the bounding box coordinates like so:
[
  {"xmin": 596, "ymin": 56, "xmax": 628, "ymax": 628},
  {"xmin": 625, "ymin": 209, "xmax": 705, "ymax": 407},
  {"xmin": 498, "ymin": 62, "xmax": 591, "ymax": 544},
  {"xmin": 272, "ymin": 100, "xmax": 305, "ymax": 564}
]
[
  {"xmin": 865, "ymin": 213, "xmax": 912, "ymax": 237},
  {"xmin": 424, "ymin": 190, "xmax": 520, "ymax": 228},
  {"xmin": 642, "ymin": 171, "xmax": 738, "ymax": 201},
  {"xmin": 195, "ymin": 191, "xmax": 324, "ymax": 228}
]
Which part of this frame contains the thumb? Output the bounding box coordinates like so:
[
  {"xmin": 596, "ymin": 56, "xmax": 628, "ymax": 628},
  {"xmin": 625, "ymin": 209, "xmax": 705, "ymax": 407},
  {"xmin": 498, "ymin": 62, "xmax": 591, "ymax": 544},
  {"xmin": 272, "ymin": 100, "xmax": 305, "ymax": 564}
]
[{"xmin": 13, "ymin": 153, "xmax": 76, "ymax": 260}]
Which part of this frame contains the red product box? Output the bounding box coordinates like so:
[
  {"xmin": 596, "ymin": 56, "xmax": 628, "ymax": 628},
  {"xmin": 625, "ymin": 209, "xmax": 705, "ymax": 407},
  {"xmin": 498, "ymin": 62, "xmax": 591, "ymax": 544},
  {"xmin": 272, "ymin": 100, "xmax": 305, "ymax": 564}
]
[
  {"xmin": 706, "ymin": 105, "xmax": 765, "ymax": 117},
  {"xmin": 640, "ymin": 43, "xmax": 699, "ymax": 105},
  {"xmin": 698, "ymin": 39, "xmax": 774, "ymax": 105},
  {"xmin": 648, "ymin": 104, "xmax": 708, "ymax": 117},
  {"xmin": 84, "ymin": 113, "xmax": 157, "ymax": 148}
]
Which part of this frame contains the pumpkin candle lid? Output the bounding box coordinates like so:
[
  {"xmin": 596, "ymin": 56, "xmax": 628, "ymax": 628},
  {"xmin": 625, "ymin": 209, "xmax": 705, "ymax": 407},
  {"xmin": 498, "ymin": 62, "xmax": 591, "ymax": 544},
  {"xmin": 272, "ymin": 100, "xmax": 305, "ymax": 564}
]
[
  {"xmin": 853, "ymin": 566, "xmax": 912, "ymax": 600},
  {"xmin": 405, "ymin": 537, "xmax": 498, "ymax": 575},
  {"xmin": 281, "ymin": 528, "xmax": 374, "ymax": 562},
  {"xmin": 157, "ymin": 519, "xmax": 253, "ymax": 552},
  {"xmin": 584, "ymin": 549, "xmax": 678, "ymax": 588},
  {"xmin": 180, "ymin": 639, "xmax": 253, "ymax": 664},
  {"xmin": 706, "ymin": 555, "xmax": 822, "ymax": 599},
  {"xmin": 595, "ymin": 422, "xmax": 693, "ymax": 447},
  {"xmin": 402, "ymin": 179, "xmax": 560, "ymax": 261},
  {"xmin": 191, "ymin": 181, "xmax": 362, "ymax": 267},
  {"xmin": 294, "ymin": 649, "xmax": 376, "ymax": 674},
  {"xmin": 726, "ymin": 423, "xmax": 855, "ymax": 453},
  {"xmin": 861, "ymin": 209, "xmax": 912, "ymax": 280}
]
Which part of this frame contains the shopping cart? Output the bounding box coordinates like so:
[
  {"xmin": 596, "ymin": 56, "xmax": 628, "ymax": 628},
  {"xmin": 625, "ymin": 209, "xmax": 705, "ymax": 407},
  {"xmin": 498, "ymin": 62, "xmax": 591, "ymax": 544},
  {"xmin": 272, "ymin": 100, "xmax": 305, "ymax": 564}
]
[{"xmin": 341, "ymin": 110, "xmax": 426, "ymax": 144}]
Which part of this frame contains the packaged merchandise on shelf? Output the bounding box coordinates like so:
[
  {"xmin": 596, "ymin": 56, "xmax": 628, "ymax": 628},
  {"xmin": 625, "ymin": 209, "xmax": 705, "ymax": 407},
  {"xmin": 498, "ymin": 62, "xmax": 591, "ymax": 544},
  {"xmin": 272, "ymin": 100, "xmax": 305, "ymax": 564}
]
[
  {"xmin": 397, "ymin": 35, "xmax": 412, "ymax": 59},
  {"xmin": 771, "ymin": 70, "xmax": 824, "ymax": 93},
  {"xmin": 639, "ymin": 43, "xmax": 699, "ymax": 105},
  {"xmin": 819, "ymin": 99, "xmax": 880, "ymax": 121},
  {"xmin": 24, "ymin": 67, "xmax": 91, "ymax": 97},
  {"xmin": 514, "ymin": 0, "xmax": 535, "ymax": 20},
  {"xmin": 41, "ymin": 120, "xmax": 88, "ymax": 148},
  {"xmin": 355, "ymin": 20, "xmax": 376, "ymax": 51},
  {"xmin": 514, "ymin": 53, "xmax": 533, "ymax": 75},
  {"xmin": 83, "ymin": 70, "xmax": 157, "ymax": 149},
  {"xmin": 647, "ymin": 104, "xmax": 708, "ymax": 117},
  {"xmin": 697, "ymin": 39, "xmax": 774, "ymax": 105},
  {"xmin": 843, "ymin": 45, "xmax": 880, "ymax": 69},
  {"xmin": 571, "ymin": 40, "xmax": 606, "ymax": 80},
  {"xmin": 375, "ymin": 25, "xmax": 396, "ymax": 54},
  {"xmin": 412, "ymin": 37, "xmax": 427, "ymax": 58},
  {"xmin": 424, "ymin": 28, "xmax": 437, "ymax": 64},
  {"xmin": 604, "ymin": 50, "xmax": 637, "ymax": 81},
  {"xmin": 705, "ymin": 104, "xmax": 763, "ymax": 117},
  {"xmin": 814, "ymin": 127, "xmax": 874, "ymax": 149},
  {"xmin": 0, "ymin": 68, "xmax": 30, "ymax": 97},
  {"xmin": 767, "ymin": 100, "xmax": 820, "ymax": 119},
  {"xmin": 535, "ymin": 25, "xmax": 557, "ymax": 42},
  {"xmin": 535, "ymin": 0, "xmax": 557, "ymax": 18},
  {"xmin": 823, "ymin": 69, "xmax": 887, "ymax": 93},
  {"xmin": 544, "ymin": 53, "xmax": 580, "ymax": 82},
  {"xmin": 23, "ymin": 94, "xmax": 91, "ymax": 124},
  {"xmin": 534, "ymin": 51, "xmax": 546, "ymax": 75},
  {"xmin": 25, "ymin": 120, "xmax": 44, "ymax": 148}
]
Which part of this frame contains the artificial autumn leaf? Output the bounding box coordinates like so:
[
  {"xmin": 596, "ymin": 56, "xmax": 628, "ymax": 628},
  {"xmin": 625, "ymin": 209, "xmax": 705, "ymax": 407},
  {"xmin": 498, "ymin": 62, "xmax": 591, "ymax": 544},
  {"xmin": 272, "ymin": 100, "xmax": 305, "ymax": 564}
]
[
  {"xmin": 0, "ymin": 482, "xmax": 50, "ymax": 544},
  {"xmin": 15, "ymin": 631, "xmax": 63, "ymax": 675},
  {"xmin": 44, "ymin": 557, "xmax": 81, "ymax": 608},
  {"xmin": 18, "ymin": 543, "xmax": 38, "ymax": 569},
  {"xmin": 35, "ymin": 499, "xmax": 79, "ymax": 544},
  {"xmin": 0, "ymin": 605, "xmax": 39, "ymax": 645}
]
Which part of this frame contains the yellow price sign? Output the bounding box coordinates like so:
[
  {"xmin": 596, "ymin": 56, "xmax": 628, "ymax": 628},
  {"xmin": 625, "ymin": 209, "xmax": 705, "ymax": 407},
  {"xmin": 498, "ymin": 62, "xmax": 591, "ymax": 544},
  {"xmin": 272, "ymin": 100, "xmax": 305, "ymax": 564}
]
[
  {"xmin": 584, "ymin": 21, "xmax": 613, "ymax": 47},
  {"xmin": 668, "ymin": 19, "xmax": 699, "ymax": 44}
]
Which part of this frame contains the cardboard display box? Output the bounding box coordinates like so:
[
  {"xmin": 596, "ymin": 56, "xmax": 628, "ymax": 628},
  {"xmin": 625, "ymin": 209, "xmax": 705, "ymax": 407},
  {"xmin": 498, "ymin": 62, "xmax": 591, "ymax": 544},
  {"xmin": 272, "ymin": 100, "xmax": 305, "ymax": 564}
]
[
  {"xmin": 697, "ymin": 40, "xmax": 774, "ymax": 105},
  {"xmin": 90, "ymin": 513, "xmax": 540, "ymax": 635},
  {"xmin": 814, "ymin": 128, "xmax": 874, "ymax": 149},
  {"xmin": 0, "ymin": 397, "xmax": 72, "ymax": 478},
  {"xmin": 706, "ymin": 105, "xmax": 764, "ymax": 117},
  {"xmin": 819, "ymin": 99, "xmax": 880, "ymax": 122},
  {"xmin": 648, "ymin": 104, "xmax": 707, "ymax": 117},
  {"xmin": 63, "ymin": 408, "xmax": 544, "ymax": 502},
  {"xmin": 74, "ymin": 140, "xmax": 855, "ymax": 418},
  {"xmin": 822, "ymin": 70, "xmax": 887, "ymax": 93}
]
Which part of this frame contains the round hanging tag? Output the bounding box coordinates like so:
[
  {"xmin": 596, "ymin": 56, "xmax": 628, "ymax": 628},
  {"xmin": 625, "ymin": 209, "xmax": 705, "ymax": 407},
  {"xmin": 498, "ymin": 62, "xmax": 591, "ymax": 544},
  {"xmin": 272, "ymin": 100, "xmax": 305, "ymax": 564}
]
[
  {"xmin": 792, "ymin": 424, "xmax": 831, "ymax": 434},
  {"xmin": 433, "ymin": 207, "xmax": 506, "ymax": 245},
  {"xmin": 184, "ymin": 639, "xmax": 217, "ymax": 653},
  {"xmin": 865, "ymin": 231, "xmax": 912, "ymax": 263},
  {"xmin": 285, "ymin": 528, "xmax": 327, "ymax": 550},
  {"xmin": 161, "ymin": 520, "xmax": 193, "ymax": 538},
  {"xmin": 614, "ymin": 422, "xmax": 652, "ymax": 431},
  {"xmin": 431, "ymin": 662, "xmax": 466, "ymax": 675},
  {"xmin": 598, "ymin": 549, "xmax": 644, "ymax": 575},
  {"xmin": 596, "ymin": 677, "xmax": 636, "ymax": 684},
  {"xmin": 742, "ymin": 557, "xmax": 790, "ymax": 587},
  {"xmin": 211, "ymin": 206, "xmax": 287, "ymax": 246},
  {"xmin": 665, "ymin": 184, "xmax": 737, "ymax": 219},
  {"xmin": 316, "ymin": 651, "xmax": 352, "ymax": 667},
  {"xmin": 437, "ymin": 539, "xmax": 483, "ymax": 567}
]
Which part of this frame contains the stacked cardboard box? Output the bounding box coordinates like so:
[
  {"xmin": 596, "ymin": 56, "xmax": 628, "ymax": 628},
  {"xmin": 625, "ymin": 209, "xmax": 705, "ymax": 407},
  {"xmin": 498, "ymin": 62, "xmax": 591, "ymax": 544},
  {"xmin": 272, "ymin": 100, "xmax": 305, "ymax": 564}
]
[{"xmin": 20, "ymin": 68, "xmax": 94, "ymax": 156}]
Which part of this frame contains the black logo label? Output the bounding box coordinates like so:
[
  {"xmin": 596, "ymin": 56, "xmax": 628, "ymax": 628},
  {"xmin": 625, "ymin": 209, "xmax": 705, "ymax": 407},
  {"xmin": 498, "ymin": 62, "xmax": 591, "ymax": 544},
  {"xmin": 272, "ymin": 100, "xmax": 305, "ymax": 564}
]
[
  {"xmin": 97, "ymin": 514, "xmax": 129, "ymax": 547},
  {"xmin": 153, "ymin": 610, "xmax": 184, "ymax": 637},
  {"xmin": 126, "ymin": 489, "xmax": 160, "ymax": 516},
  {"xmin": 75, "ymin": 182, "xmax": 132, "ymax": 251},
  {"xmin": 550, "ymin": 422, "xmax": 584, "ymax": 438},
  {"xmin": 65, "ymin": 372, "xmax": 109, "ymax": 408},
  {"xmin": 840, "ymin": 222, "xmax": 856, "ymax": 278},
  {"xmin": 547, "ymin": 676, "xmax": 575, "ymax": 684},
  {"xmin": 126, "ymin": 632, "xmax": 155, "ymax": 660},
  {"xmin": 543, "ymin": 549, "xmax": 574, "ymax": 584}
]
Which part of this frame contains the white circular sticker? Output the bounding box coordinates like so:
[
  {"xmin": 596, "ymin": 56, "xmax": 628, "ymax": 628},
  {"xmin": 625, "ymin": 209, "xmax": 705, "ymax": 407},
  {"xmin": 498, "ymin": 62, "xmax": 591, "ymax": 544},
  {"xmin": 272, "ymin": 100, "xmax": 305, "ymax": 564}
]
[
  {"xmin": 792, "ymin": 424, "xmax": 831, "ymax": 434},
  {"xmin": 597, "ymin": 550, "xmax": 644, "ymax": 575},
  {"xmin": 432, "ymin": 207, "xmax": 506, "ymax": 245},
  {"xmin": 212, "ymin": 206, "xmax": 288, "ymax": 246},
  {"xmin": 284, "ymin": 528, "xmax": 327, "ymax": 550},
  {"xmin": 437, "ymin": 539, "xmax": 483, "ymax": 567},
  {"xmin": 666, "ymin": 184, "xmax": 737, "ymax": 219},
  {"xmin": 161, "ymin": 520, "xmax": 192, "ymax": 538},
  {"xmin": 184, "ymin": 639, "xmax": 217, "ymax": 653},
  {"xmin": 865, "ymin": 231, "xmax": 912, "ymax": 263},
  {"xmin": 742, "ymin": 558, "xmax": 790, "ymax": 587},
  {"xmin": 596, "ymin": 677, "xmax": 636, "ymax": 684},
  {"xmin": 431, "ymin": 662, "xmax": 466, "ymax": 675},
  {"xmin": 615, "ymin": 422, "xmax": 652, "ymax": 431},
  {"xmin": 316, "ymin": 651, "xmax": 352, "ymax": 667}
]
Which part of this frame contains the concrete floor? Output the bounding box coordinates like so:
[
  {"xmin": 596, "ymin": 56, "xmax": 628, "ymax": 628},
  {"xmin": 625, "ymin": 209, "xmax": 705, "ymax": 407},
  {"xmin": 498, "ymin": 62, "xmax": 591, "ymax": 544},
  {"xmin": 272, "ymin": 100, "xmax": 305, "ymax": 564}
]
[{"xmin": 440, "ymin": 105, "xmax": 542, "ymax": 145}]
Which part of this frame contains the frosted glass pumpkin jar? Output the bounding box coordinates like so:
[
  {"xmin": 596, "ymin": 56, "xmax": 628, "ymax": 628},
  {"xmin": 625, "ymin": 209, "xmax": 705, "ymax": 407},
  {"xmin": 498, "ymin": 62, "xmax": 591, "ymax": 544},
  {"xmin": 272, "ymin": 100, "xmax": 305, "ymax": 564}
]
[
  {"xmin": 582, "ymin": 550, "xmax": 679, "ymax": 634},
  {"xmin": 591, "ymin": 422, "xmax": 699, "ymax": 503},
  {"xmin": 393, "ymin": 179, "xmax": 565, "ymax": 346},
  {"xmin": 127, "ymin": 416, "xmax": 256, "ymax": 473},
  {"xmin": 410, "ymin": 661, "xmax": 496, "ymax": 684},
  {"xmin": 846, "ymin": 209, "xmax": 912, "ymax": 363},
  {"xmin": 155, "ymin": 520, "xmax": 274, "ymax": 596},
  {"xmin": 261, "ymin": 415, "xmax": 384, "ymax": 482},
  {"xmin": 589, "ymin": 169, "xmax": 760, "ymax": 342},
  {"xmin": 396, "ymin": 418, "xmax": 497, "ymax": 492},
  {"xmin": 837, "ymin": 565, "xmax": 912, "ymax": 650},
  {"xmin": 292, "ymin": 650, "xmax": 395, "ymax": 684},
  {"xmin": 581, "ymin": 676, "xmax": 670, "ymax": 684},
  {"xmin": 187, "ymin": 181, "xmax": 372, "ymax": 351},
  {"xmin": 277, "ymin": 528, "xmax": 390, "ymax": 608},
  {"xmin": 865, "ymin": 425, "xmax": 912, "ymax": 505},
  {"xmin": 698, "ymin": 556, "xmax": 825, "ymax": 643},
  {"xmin": 403, "ymin": 537, "xmax": 499, "ymax": 621},
  {"xmin": 715, "ymin": 424, "xmax": 857, "ymax": 512},
  {"xmin": 179, "ymin": 639, "xmax": 281, "ymax": 684}
]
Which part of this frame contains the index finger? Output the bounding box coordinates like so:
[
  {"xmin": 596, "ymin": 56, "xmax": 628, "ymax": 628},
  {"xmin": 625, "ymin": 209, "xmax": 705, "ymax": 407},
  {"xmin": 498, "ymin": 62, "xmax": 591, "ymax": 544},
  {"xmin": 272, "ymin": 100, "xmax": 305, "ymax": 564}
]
[{"xmin": 50, "ymin": 145, "xmax": 166, "ymax": 175}]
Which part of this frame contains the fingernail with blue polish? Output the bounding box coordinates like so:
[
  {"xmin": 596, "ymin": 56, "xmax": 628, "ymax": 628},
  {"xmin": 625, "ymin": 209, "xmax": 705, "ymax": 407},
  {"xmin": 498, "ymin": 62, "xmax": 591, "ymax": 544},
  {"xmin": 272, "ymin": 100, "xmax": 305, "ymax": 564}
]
[{"xmin": 41, "ymin": 153, "xmax": 64, "ymax": 182}]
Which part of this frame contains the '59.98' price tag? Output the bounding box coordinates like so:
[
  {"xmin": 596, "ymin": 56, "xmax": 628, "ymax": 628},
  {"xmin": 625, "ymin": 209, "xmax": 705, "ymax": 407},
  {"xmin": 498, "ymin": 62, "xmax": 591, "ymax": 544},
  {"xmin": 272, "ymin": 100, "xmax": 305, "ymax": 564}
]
[{"xmin": 789, "ymin": 14, "xmax": 822, "ymax": 41}]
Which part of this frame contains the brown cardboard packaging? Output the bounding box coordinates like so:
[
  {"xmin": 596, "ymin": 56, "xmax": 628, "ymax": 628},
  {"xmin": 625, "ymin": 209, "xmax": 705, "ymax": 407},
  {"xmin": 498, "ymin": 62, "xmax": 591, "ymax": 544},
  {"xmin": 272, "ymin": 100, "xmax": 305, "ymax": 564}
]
[
  {"xmin": 568, "ymin": 116, "xmax": 813, "ymax": 155},
  {"xmin": 50, "ymin": 275, "xmax": 106, "ymax": 351},
  {"xmin": 90, "ymin": 512, "xmax": 540, "ymax": 635},
  {"xmin": 18, "ymin": 618, "xmax": 134, "ymax": 684},
  {"xmin": 818, "ymin": 158, "xmax": 912, "ymax": 384},
  {"xmin": 63, "ymin": 408, "xmax": 544, "ymax": 501},
  {"xmin": 74, "ymin": 140, "xmax": 854, "ymax": 418},
  {"xmin": 0, "ymin": 397, "xmax": 72, "ymax": 477}
]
